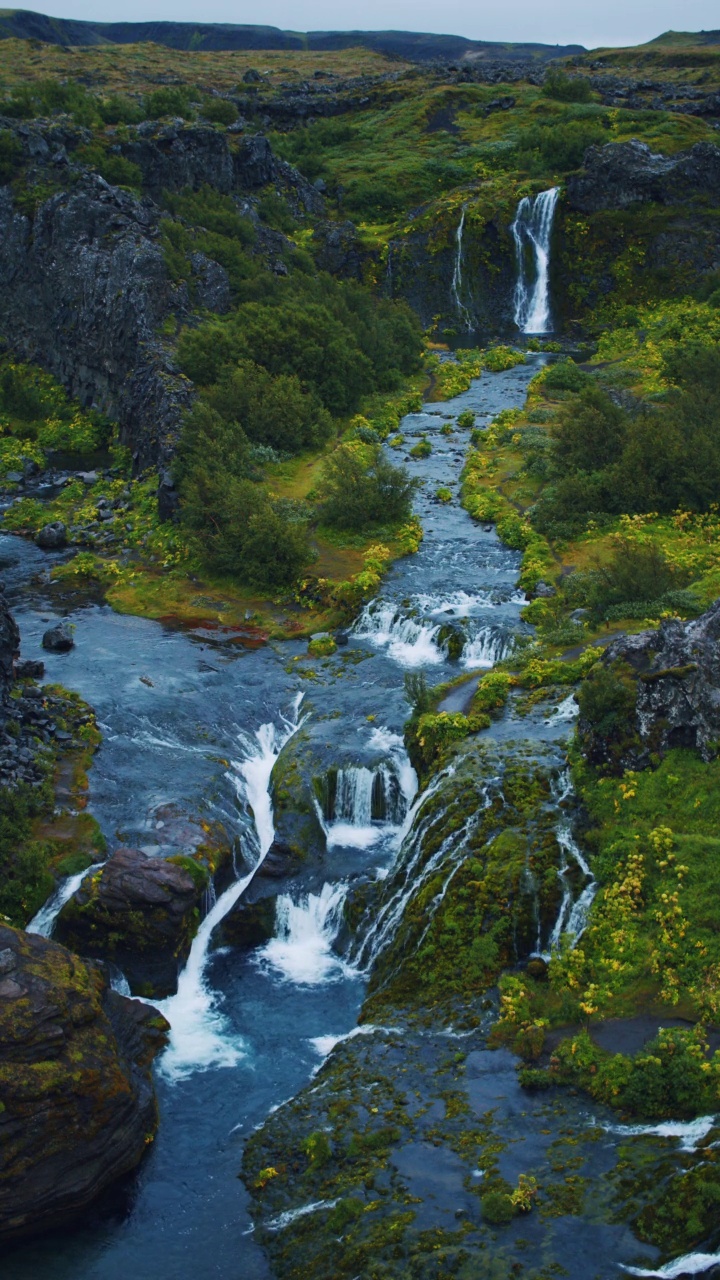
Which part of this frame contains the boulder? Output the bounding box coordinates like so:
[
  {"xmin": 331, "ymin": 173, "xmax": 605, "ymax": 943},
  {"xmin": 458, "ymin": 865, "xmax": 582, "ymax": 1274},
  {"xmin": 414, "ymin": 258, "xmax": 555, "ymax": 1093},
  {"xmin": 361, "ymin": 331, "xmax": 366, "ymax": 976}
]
[
  {"xmin": 42, "ymin": 622, "xmax": 74, "ymax": 652},
  {"xmin": 14, "ymin": 658, "xmax": 45, "ymax": 680},
  {"xmin": 219, "ymin": 896, "xmax": 277, "ymax": 948},
  {"xmin": 579, "ymin": 599, "xmax": 720, "ymax": 771},
  {"xmin": 54, "ymin": 847, "xmax": 201, "ymax": 997},
  {"xmin": 0, "ymin": 923, "xmax": 168, "ymax": 1243},
  {"xmin": 35, "ymin": 520, "xmax": 67, "ymax": 550}
]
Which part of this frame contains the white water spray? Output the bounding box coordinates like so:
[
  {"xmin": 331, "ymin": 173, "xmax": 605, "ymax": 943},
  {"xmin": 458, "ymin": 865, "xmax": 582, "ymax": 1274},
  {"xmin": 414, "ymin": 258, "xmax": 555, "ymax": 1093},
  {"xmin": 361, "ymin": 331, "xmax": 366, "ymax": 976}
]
[
  {"xmin": 352, "ymin": 603, "xmax": 444, "ymax": 668},
  {"xmin": 461, "ymin": 627, "xmax": 512, "ymax": 670},
  {"xmin": 622, "ymin": 1250, "xmax": 720, "ymax": 1278},
  {"xmin": 27, "ymin": 864, "xmax": 102, "ymax": 938},
  {"xmin": 257, "ymin": 883, "xmax": 352, "ymax": 986},
  {"xmin": 451, "ymin": 204, "xmax": 473, "ymax": 332},
  {"xmin": 158, "ymin": 694, "xmax": 304, "ymax": 1080},
  {"xmin": 511, "ymin": 187, "xmax": 559, "ymax": 334}
]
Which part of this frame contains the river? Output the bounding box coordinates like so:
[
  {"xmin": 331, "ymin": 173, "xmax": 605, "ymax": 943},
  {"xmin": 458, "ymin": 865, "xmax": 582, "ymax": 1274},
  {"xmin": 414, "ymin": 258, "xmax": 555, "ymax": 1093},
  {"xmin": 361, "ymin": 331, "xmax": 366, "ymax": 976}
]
[{"xmin": 2, "ymin": 356, "xmax": 695, "ymax": 1279}]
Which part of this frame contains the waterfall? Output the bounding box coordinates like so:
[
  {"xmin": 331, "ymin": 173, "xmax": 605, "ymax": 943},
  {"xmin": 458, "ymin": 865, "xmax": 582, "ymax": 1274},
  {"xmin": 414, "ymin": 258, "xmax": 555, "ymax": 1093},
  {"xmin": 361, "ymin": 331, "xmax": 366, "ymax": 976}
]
[
  {"xmin": 158, "ymin": 693, "xmax": 304, "ymax": 1080},
  {"xmin": 461, "ymin": 626, "xmax": 513, "ymax": 670},
  {"xmin": 543, "ymin": 813, "xmax": 596, "ymax": 957},
  {"xmin": 319, "ymin": 731, "xmax": 418, "ymax": 851},
  {"xmin": 511, "ymin": 187, "xmax": 559, "ymax": 334},
  {"xmin": 451, "ymin": 205, "xmax": 473, "ymax": 332},
  {"xmin": 27, "ymin": 864, "xmax": 102, "ymax": 938},
  {"xmin": 256, "ymin": 883, "xmax": 352, "ymax": 986},
  {"xmin": 622, "ymin": 1247, "xmax": 720, "ymax": 1278},
  {"xmin": 352, "ymin": 603, "xmax": 445, "ymax": 668}
]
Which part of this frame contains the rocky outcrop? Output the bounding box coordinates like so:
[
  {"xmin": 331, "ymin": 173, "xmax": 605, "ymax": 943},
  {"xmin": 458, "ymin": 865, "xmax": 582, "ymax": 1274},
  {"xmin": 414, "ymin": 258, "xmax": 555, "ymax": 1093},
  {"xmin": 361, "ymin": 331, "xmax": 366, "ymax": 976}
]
[
  {"xmin": 579, "ymin": 599, "xmax": 720, "ymax": 771},
  {"xmin": 42, "ymin": 621, "xmax": 74, "ymax": 652},
  {"xmin": 565, "ymin": 140, "xmax": 720, "ymax": 213},
  {"xmin": 0, "ymin": 174, "xmax": 192, "ymax": 473},
  {"xmin": 122, "ymin": 125, "xmax": 324, "ymax": 214},
  {"xmin": 0, "ymin": 585, "xmax": 19, "ymax": 705},
  {"xmin": 0, "ymin": 923, "xmax": 168, "ymax": 1243},
  {"xmin": 54, "ymin": 846, "xmax": 201, "ymax": 997}
]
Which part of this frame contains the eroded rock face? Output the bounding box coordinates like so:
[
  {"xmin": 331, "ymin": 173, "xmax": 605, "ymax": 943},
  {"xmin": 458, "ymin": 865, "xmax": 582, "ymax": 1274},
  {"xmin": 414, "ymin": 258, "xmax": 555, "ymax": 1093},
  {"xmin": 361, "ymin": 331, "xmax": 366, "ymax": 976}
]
[
  {"xmin": 0, "ymin": 585, "xmax": 19, "ymax": 702},
  {"xmin": 54, "ymin": 846, "xmax": 200, "ymax": 996},
  {"xmin": 580, "ymin": 599, "xmax": 720, "ymax": 770},
  {"xmin": 565, "ymin": 140, "xmax": 720, "ymax": 213},
  {"xmin": 0, "ymin": 923, "xmax": 168, "ymax": 1243}
]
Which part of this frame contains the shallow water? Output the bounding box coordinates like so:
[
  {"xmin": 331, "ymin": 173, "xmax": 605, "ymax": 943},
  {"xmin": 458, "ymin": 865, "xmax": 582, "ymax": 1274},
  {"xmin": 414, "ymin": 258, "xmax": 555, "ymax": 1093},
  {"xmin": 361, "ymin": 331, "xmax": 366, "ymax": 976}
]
[{"xmin": 5, "ymin": 358, "xmax": 698, "ymax": 1279}]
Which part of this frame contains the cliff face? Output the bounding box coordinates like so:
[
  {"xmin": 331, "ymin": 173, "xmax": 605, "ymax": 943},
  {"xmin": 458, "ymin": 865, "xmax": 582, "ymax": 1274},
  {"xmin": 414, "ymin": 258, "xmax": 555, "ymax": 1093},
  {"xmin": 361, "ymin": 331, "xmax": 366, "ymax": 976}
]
[
  {"xmin": 565, "ymin": 139, "xmax": 720, "ymax": 213},
  {"xmin": 0, "ymin": 923, "xmax": 168, "ymax": 1242},
  {"xmin": 0, "ymin": 127, "xmax": 322, "ymax": 472}
]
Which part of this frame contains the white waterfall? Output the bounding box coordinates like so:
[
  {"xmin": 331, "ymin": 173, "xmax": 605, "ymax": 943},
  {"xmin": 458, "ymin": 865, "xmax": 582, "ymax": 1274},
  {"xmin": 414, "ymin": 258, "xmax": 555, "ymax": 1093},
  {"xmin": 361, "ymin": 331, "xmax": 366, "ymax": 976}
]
[
  {"xmin": 451, "ymin": 204, "xmax": 473, "ymax": 332},
  {"xmin": 352, "ymin": 603, "xmax": 444, "ymax": 668},
  {"xmin": 158, "ymin": 693, "xmax": 304, "ymax": 1080},
  {"xmin": 511, "ymin": 187, "xmax": 559, "ymax": 334},
  {"xmin": 27, "ymin": 863, "xmax": 102, "ymax": 938},
  {"xmin": 543, "ymin": 816, "xmax": 596, "ymax": 956},
  {"xmin": 257, "ymin": 883, "xmax": 351, "ymax": 986},
  {"xmin": 319, "ymin": 731, "xmax": 418, "ymax": 851},
  {"xmin": 461, "ymin": 627, "xmax": 512, "ymax": 670},
  {"xmin": 622, "ymin": 1253, "xmax": 720, "ymax": 1279}
]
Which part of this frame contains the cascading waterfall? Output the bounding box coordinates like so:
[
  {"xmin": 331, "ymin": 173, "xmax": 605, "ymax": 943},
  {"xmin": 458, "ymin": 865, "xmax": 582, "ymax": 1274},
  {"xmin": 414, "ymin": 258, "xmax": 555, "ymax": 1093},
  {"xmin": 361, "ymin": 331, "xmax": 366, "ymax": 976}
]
[
  {"xmin": 318, "ymin": 730, "xmax": 418, "ymax": 851},
  {"xmin": 450, "ymin": 204, "xmax": 473, "ymax": 332},
  {"xmin": 540, "ymin": 771, "xmax": 596, "ymax": 956},
  {"xmin": 27, "ymin": 864, "xmax": 102, "ymax": 938},
  {"xmin": 352, "ymin": 602, "xmax": 445, "ymax": 668},
  {"xmin": 461, "ymin": 626, "xmax": 513, "ymax": 670},
  {"xmin": 158, "ymin": 693, "xmax": 304, "ymax": 1080},
  {"xmin": 257, "ymin": 883, "xmax": 352, "ymax": 986},
  {"xmin": 511, "ymin": 187, "xmax": 559, "ymax": 334}
]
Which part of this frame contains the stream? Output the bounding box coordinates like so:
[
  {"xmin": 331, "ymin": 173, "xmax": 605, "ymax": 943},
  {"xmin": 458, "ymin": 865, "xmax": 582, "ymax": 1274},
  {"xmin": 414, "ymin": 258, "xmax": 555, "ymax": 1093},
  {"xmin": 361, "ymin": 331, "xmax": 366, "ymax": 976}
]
[{"xmin": 2, "ymin": 357, "xmax": 706, "ymax": 1278}]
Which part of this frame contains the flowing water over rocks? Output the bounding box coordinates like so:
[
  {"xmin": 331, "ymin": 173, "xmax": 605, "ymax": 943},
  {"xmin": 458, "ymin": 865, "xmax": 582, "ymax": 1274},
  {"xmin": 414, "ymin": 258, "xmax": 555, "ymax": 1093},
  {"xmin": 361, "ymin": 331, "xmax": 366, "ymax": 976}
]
[
  {"xmin": 2, "ymin": 358, "xmax": 707, "ymax": 1278},
  {"xmin": 512, "ymin": 187, "xmax": 560, "ymax": 334}
]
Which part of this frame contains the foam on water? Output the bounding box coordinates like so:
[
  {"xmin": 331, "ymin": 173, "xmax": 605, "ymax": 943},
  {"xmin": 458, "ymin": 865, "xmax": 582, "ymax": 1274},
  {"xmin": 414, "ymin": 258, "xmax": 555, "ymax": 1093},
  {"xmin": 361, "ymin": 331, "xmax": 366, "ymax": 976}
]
[
  {"xmin": 256, "ymin": 883, "xmax": 353, "ymax": 986},
  {"xmin": 27, "ymin": 864, "xmax": 101, "ymax": 938},
  {"xmin": 622, "ymin": 1250, "xmax": 720, "ymax": 1277},
  {"xmin": 605, "ymin": 1114, "xmax": 717, "ymax": 1153},
  {"xmin": 158, "ymin": 694, "xmax": 304, "ymax": 1080}
]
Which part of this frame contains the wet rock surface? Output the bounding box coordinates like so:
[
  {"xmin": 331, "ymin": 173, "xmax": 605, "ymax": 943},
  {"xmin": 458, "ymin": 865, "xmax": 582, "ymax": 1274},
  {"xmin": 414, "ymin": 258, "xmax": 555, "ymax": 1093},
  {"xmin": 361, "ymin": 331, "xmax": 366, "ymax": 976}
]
[
  {"xmin": 54, "ymin": 846, "xmax": 202, "ymax": 997},
  {"xmin": 0, "ymin": 923, "xmax": 168, "ymax": 1243},
  {"xmin": 41, "ymin": 621, "xmax": 74, "ymax": 652}
]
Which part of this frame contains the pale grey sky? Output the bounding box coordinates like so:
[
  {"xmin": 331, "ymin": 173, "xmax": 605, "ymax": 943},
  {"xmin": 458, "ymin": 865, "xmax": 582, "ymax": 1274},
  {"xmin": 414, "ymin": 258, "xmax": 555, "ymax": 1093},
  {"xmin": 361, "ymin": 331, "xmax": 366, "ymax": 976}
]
[{"xmin": 28, "ymin": 0, "xmax": 720, "ymax": 49}]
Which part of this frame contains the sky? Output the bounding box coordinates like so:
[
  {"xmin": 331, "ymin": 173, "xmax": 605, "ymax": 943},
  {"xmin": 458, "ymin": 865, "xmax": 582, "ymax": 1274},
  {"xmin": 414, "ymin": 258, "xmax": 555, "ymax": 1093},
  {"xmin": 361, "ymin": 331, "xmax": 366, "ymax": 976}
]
[{"xmin": 25, "ymin": 0, "xmax": 720, "ymax": 49}]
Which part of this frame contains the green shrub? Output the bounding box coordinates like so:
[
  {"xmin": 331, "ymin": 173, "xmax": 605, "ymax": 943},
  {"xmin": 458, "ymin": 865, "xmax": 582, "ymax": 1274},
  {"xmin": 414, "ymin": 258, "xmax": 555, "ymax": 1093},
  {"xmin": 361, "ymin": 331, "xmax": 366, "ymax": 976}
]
[
  {"xmin": 542, "ymin": 359, "xmax": 589, "ymax": 393},
  {"xmin": 542, "ymin": 71, "xmax": 594, "ymax": 103},
  {"xmin": 481, "ymin": 1191, "xmax": 515, "ymax": 1225},
  {"xmin": 201, "ymin": 97, "xmax": 238, "ymax": 125},
  {"xmin": 409, "ymin": 437, "xmax": 431, "ymax": 459},
  {"xmin": 315, "ymin": 442, "xmax": 418, "ymax": 531},
  {"xmin": 0, "ymin": 129, "xmax": 21, "ymax": 183}
]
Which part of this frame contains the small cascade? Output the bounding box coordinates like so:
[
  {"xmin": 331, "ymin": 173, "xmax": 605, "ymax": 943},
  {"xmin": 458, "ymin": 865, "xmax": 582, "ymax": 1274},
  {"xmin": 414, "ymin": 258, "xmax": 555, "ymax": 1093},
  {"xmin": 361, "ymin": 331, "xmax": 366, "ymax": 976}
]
[
  {"xmin": 27, "ymin": 864, "xmax": 101, "ymax": 938},
  {"xmin": 511, "ymin": 187, "xmax": 560, "ymax": 334},
  {"xmin": 352, "ymin": 603, "xmax": 444, "ymax": 668},
  {"xmin": 450, "ymin": 204, "xmax": 473, "ymax": 332},
  {"xmin": 461, "ymin": 626, "xmax": 513, "ymax": 670},
  {"xmin": 544, "ymin": 816, "xmax": 597, "ymax": 956},
  {"xmin": 319, "ymin": 731, "xmax": 418, "ymax": 851},
  {"xmin": 158, "ymin": 693, "xmax": 304, "ymax": 1080},
  {"xmin": 622, "ymin": 1251, "xmax": 720, "ymax": 1279},
  {"xmin": 257, "ymin": 883, "xmax": 352, "ymax": 986},
  {"xmin": 353, "ymin": 765, "xmax": 460, "ymax": 969}
]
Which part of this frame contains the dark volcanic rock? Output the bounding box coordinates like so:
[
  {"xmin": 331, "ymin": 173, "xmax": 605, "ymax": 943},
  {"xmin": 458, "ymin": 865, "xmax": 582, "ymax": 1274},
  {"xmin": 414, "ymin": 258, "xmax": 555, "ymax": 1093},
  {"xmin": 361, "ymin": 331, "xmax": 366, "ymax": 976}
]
[
  {"xmin": 0, "ymin": 175, "xmax": 193, "ymax": 473},
  {"xmin": 566, "ymin": 140, "xmax": 720, "ymax": 213},
  {"xmin": 42, "ymin": 622, "xmax": 74, "ymax": 653},
  {"xmin": 0, "ymin": 585, "xmax": 19, "ymax": 699},
  {"xmin": 220, "ymin": 896, "xmax": 277, "ymax": 948},
  {"xmin": 14, "ymin": 658, "xmax": 45, "ymax": 680},
  {"xmin": 579, "ymin": 600, "xmax": 720, "ymax": 770},
  {"xmin": 54, "ymin": 846, "xmax": 201, "ymax": 996},
  {"xmin": 35, "ymin": 520, "xmax": 67, "ymax": 550},
  {"xmin": 0, "ymin": 923, "xmax": 168, "ymax": 1243}
]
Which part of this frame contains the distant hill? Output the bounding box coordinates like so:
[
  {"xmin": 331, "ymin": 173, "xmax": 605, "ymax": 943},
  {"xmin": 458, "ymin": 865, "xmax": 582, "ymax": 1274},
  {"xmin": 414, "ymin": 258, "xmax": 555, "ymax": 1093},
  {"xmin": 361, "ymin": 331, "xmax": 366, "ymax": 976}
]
[
  {"xmin": 643, "ymin": 29, "xmax": 720, "ymax": 47},
  {"xmin": 0, "ymin": 9, "xmax": 584, "ymax": 61}
]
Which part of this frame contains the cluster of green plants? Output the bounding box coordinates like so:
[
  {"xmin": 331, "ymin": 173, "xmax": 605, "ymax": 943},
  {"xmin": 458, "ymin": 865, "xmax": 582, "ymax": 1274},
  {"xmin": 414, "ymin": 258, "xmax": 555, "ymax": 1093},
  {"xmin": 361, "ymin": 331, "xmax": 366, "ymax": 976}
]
[{"xmin": 0, "ymin": 356, "xmax": 111, "ymax": 473}]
